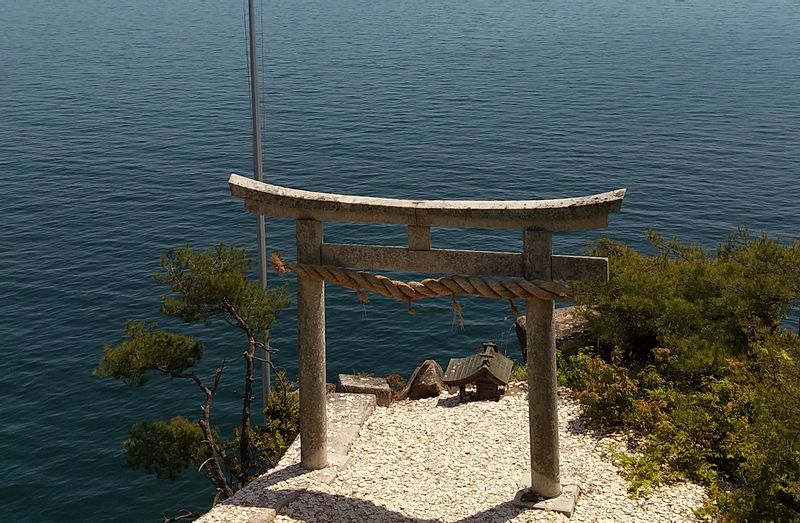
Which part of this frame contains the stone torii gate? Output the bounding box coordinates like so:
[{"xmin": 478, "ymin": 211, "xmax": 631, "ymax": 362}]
[{"xmin": 229, "ymin": 173, "xmax": 625, "ymax": 513}]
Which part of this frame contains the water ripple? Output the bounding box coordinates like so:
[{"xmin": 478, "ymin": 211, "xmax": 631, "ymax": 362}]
[{"xmin": 2, "ymin": 0, "xmax": 799, "ymax": 520}]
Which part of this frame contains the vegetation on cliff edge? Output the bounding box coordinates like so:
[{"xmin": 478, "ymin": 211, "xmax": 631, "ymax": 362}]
[{"xmin": 562, "ymin": 228, "xmax": 800, "ymax": 521}]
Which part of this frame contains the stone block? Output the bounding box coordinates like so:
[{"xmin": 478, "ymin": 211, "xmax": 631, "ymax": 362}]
[
  {"xmin": 399, "ymin": 360, "xmax": 449, "ymax": 400},
  {"xmin": 512, "ymin": 483, "xmax": 581, "ymax": 517},
  {"xmin": 337, "ymin": 374, "xmax": 392, "ymax": 407}
]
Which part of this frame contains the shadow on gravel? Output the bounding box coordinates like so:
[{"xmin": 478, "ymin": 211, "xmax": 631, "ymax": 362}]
[
  {"xmin": 272, "ymin": 489, "xmax": 442, "ymax": 522},
  {"xmin": 435, "ymin": 395, "xmax": 462, "ymax": 408},
  {"xmin": 454, "ymin": 500, "xmax": 524, "ymax": 523},
  {"xmin": 436, "ymin": 391, "xmax": 505, "ymax": 408},
  {"xmin": 272, "ymin": 489, "xmax": 529, "ymax": 523},
  {"xmin": 235, "ymin": 463, "xmax": 310, "ymax": 492}
]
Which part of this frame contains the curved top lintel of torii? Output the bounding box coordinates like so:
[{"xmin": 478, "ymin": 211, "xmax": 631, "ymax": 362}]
[{"xmin": 229, "ymin": 173, "xmax": 626, "ymax": 231}]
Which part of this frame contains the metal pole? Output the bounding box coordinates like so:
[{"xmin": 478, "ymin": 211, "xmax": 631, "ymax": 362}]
[{"xmin": 247, "ymin": 0, "xmax": 271, "ymax": 416}]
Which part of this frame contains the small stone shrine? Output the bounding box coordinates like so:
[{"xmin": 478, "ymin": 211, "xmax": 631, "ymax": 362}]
[{"xmin": 443, "ymin": 342, "xmax": 513, "ymax": 401}]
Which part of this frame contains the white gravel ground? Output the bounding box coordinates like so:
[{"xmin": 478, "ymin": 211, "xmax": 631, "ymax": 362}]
[{"xmin": 272, "ymin": 387, "xmax": 707, "ymax": 522}]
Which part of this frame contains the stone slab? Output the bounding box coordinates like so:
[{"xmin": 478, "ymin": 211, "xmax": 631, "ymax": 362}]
[
  {"xmin": 337, "ymin": 374, "xmax": 392, "ymax": 407},
  {"xmin": 230, "ymin": 173, "xmax": 626, "ymax": 231},
  {"xmin": 195, "ymin": 393, "xmax": 376, "ymax": 523},
  {"xmin": 512, "ymin": 482, "xmax": 581, "ymax": 517},
  {"xmin": 321, "ymin": 243, "xmax": 609, "ymax": 280}
]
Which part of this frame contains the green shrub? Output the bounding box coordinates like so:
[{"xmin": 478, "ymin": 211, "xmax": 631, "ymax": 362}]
[
  {"xmin": 713, "ymin": 331, "xmax": 800, "ymax": 521},
  {"xmin": 511, "ymin": 364, "xmax": 528, "ymax": 382},
  {"xmin": 222, "ymin": 372, "xmax": 300, "ymax": 484},
  {"xmin": 560, "ymin": 351, "xmax": 638, "ymax": 426},
  {"xmin": 566, "ymin": 229, "xmax": 800, "ymax": 521},
  {"xmin": 256, "ymin": 371, "xmax": 300, "ymax": 469},
  {"xmin": 576, "ymin": 228, "xmax": 800, "ymax": 372}
]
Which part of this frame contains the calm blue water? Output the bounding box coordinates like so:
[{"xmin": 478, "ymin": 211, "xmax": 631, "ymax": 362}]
[{"xmin": 2, "ymin": 0, "xmax": 798, "ymax": 520}]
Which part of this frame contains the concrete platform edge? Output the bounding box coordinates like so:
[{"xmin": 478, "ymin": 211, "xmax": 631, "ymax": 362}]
[{"xmin": 195, "ymin": 393, "xmax": 376, "ymax": 523}]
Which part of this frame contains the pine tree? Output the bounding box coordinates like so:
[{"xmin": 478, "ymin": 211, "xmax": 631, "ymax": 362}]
[{"xmin": 95, "ymin": 244, "xmax": 291, "ymax": 502}]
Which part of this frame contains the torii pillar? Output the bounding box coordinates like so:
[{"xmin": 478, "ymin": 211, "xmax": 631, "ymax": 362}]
[
  {"xmin": 511, "ymin": 228, "xmax": 581, "ymax": 514},
  {"xmin": 524, "ymin": 229, "xmax": 561, "ymax": 498}
]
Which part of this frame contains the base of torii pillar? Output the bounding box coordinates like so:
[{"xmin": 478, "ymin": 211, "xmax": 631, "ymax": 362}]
[{"xmin": 512, "ymin": 480, "xmax": 581, "ymax": 517}]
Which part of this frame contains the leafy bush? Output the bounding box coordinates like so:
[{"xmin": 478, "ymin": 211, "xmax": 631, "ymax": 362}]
[
  {"xmin": 255, "ymin": 371, "xmax": 300, "ymax": 470},
  {"xmin": 576, "ymin": 228, "xmax": 800, "ymax": 371},
  {"xmin": 566, "ymin": 229, "xmax": 800, "ymax": 521},
  {"xmin": 714, "ymin": 331, "xmax": 800, "ymax": 521},
  {"xmin": 559, "ymin": 351, "xmax": 638, "ymax": 426}
]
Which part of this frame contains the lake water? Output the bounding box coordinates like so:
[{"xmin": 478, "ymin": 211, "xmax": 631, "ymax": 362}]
[{"xmin": 1, "ymin": 0, "xmax": 798, "ymax": 520}]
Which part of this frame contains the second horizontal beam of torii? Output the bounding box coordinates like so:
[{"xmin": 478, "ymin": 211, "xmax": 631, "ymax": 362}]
[{"xmin": 319, "ymin": 243, "xmax": 608, "ymax": 282}]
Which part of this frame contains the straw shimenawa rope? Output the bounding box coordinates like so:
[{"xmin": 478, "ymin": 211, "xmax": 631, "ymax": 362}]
[{"xmin": 272, "ymin": 253, "xmax": 572, "ymax": 319}]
